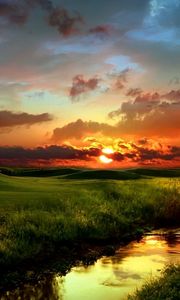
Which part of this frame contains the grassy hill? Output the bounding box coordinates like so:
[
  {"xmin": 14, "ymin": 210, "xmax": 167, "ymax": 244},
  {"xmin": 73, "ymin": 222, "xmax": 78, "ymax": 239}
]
[
  {"xmin": 127, "ymin": 168, "xmax": 180, "ymax": 177},
  {"xmin": 1, "ymin": 167, "xmax": 179, "ymax": 179},
  {"xmin": 0, "ymin": 167, "xmax": 80, "ymax": 177},
  {"xmin": 62, "ymin": 169, "xmax": 141, "ymax": 180}
]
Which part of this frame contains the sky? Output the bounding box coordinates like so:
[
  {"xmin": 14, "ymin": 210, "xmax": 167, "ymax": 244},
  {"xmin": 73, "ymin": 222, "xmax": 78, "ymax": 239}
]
[{"xmin": 0, "ymin": 0, "xmax": 180, "ymax": 167}]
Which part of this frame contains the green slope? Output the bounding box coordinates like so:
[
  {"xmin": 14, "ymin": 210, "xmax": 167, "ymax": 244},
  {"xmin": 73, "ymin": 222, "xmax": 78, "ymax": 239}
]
[
  {"xmin": 62, "ymin": 169, "xmax": 142, "ymax": 180},
  {"xmin": 0, "ymin": 167, "xmax": 81, "ymax": 177},
  {"xmin": 128, "ymin": 168, "xmax": 180, "ymax": 177}
]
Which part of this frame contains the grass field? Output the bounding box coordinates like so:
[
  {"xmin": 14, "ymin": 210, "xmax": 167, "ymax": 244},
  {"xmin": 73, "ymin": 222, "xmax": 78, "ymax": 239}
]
[{"xmin": 0, "ymin": 168, "xmax": 179, "ymax": 275}]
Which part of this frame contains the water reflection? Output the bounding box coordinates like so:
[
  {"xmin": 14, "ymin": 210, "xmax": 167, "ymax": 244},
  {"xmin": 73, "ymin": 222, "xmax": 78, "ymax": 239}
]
[
  {"xmin": 164, "ymin": 231, "xmax": 179, "ymax": 247},
  {"xmin": 1, "ymin": 229, "xmax": 179, "ymax": 300},
  {"xmin": 0, "ymin": 276, "xmax": 65, "ymax": 300}
]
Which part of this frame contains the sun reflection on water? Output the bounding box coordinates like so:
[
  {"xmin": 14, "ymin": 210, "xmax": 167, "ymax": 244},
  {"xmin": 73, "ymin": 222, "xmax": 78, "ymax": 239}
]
[{"xmin": 1, "ymin": 230, "xmax": 179, "ymax": 300}]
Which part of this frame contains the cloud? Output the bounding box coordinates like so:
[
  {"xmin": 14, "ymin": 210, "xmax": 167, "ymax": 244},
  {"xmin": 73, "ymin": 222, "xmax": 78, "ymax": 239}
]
[
  {"xmin": 149, "ymin": 0, "xmax": 180, "ymax": 29},
  {"xmin": 125, "ymin": 89, "xmax": 180, "ymax": 103},
  {"xmin": 108, "ymin": 89, "xmax": 180, "ymax": 137},
  {"xmin": 70, "ymin": 75, "xmax": 100, "ymax": 101},
  {"xmin": 0, "ymin": 142, "xmax": 179, "ymax": 167},
  {"xmin": 0, "ymin": 1, "xmax": 83, "ymax": 36},
  {"xmin": 52, "ymin": 97, "xmax": 180, "ymax": 143},
  {"xmin": 108, "ymin": 92, "xmax": 160, "ymax": 120},
  {"xmin": 134, "ymin": 92, "xmax": 161, "ymax": 103},
  {"xmin": 0, "ymin": 144, "xmax": 101, "ymax": 166},
  {"xmin": 109, "ymin": 89, "xmax": 179, "ymax": 117},
  {"xmin": 163, "ymin": 90, "xmax": 180, "ymax": 102},
  {"xmin": 69, "ymin": 68, "xmax": 132, "ymax": 102},
  {"xmin": 52, "ymin": 119, "xmax": 115, "ymax": 142},
  {"xmin": 126, "ymin": 88, "xmax": 143, "ymax": 97},
  {"xmin": 0, "ymin": 0, "xmax": 28, "ymax": 25},
  {"xmin": 89, "ymin": 25, "xmax": 111, "ymax": 36},
  {"xmin": 119, "ymin": 104, "xmax": 180, "ymax": 137},
  {"xmin": 129, "ymin": 144, "xmax": 180, "ymax": 162},
  {"xmin": 109, "ymin": 141, "xmax": 180, "ymax": 164},
  {"xmin": 137, "ymin": 138, "xmax": 149, "ymax": 145},
  {"xmin": 107, "ymin": 68, "xmax": 131, "ymax": 90},
  {"xmin": 48, "ymin": 7, "xmax": 83, "ymax": 37},
  {"xmin": 0, "ymin": 110, "xmax": 53, "ymax": 127}
]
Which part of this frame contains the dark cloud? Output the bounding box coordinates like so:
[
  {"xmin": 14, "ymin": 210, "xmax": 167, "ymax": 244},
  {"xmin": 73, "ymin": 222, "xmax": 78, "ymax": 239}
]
[
  {"xmin": 108, "ymin": 108, "xmax": 121, "ymax": 119},
  {"xmin": 52, "ymin": 119, "xmax": 114, "ymax": 142},
  {"xmin": 163, "ymin": 90, "xmax": 180, "ymax": 102},
  {"xmin": 89, "ymin": 25, "xmax": 111, "ymax": 36},
  {"xmin": 111, "ymin": 152, "xmax": 124, "ymax": 161},
  {"xmin": 48, "ymin": 7, "xmax": 83, "ymax": 37},
  {"xmin": 115, "ymin": 78, "xmax": 126, "ymax": 90},
  {"xmin": 0, "ymin": 142, "xmax": 179, "ymax": 167},
  {"xmin": 134, "ymin": 92, "xmax": 161, "ymax": 103},
  {"xmin": 109, "ymin": 143, "xmax": 180, "ymax": 163},
  {"xmin": 126, "ymin": 88, "xmax": 143, "ymax": 97},
  {"xmin": 0, "ymin": 0, "xmax": 28, "ymax": 25},
  {"xmin": 125, "ymin": 89, "xmax": 180, "ymax": 103},
  {"xmin": 0, "ymin": 144, "xmax": 101, "ymax": 166},
  {"xmin": 0, "ymin": 0, "xmax": 83, "ymax": 36},
  {"xmin": 70, "ymin": 75, "xmax": 100, "ymax": 101},
  {"xmin": 131, "ymin": 145, "xmax": 180, "ymax": 162},
  {"xmin": 0, "ymin": 110, "xmax": 53, "ymax": 127},
  {"xmin": 108, "ymin": 68, "xmax": 131, "ymax": 90},
  {"xmin": 138, "ymin": 138, "xmax": 149, "ymax": 145}
]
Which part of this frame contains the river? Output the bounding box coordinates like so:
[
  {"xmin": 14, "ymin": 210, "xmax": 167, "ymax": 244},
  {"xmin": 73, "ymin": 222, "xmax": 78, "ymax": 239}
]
[{"xmin": 1, "ymin": 229, "xmax": 179, "ymax": 300}]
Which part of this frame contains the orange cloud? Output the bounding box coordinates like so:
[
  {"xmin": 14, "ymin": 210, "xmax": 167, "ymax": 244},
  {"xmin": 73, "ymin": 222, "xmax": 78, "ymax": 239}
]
[{"xmin": 0, "ymin": 140, "xmax": 179, "ymax": 167}]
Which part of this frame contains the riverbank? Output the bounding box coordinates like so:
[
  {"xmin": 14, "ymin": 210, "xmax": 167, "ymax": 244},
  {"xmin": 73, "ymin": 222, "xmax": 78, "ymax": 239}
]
[
  {"xmin": 127, "ymin": 264, "xmax": 180, "ymax": 300},
  {"xmin": 1, "ymin": 230, "xmax": 179, "ymax": 299},
  {"xmin": 0, "ymin": 175, "xmax": 179, "ymax": 290}
]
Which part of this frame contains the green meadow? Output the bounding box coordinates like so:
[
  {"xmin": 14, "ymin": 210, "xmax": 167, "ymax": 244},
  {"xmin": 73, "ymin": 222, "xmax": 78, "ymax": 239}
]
[{"xmin": 0, "ymin": 167, "xmax": 180, "ymax": 291}]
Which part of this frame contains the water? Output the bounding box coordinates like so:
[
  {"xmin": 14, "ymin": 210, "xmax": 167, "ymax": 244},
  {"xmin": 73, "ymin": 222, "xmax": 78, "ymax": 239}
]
[{"xmin": 1, "ymin": 229, "xmax": 180, "ymax": 300}]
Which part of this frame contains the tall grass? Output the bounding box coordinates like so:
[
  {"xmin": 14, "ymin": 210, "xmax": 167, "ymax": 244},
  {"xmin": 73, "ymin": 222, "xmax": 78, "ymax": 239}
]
[
  {"xmin": 0, "ymin": 175, "xmax": 179, "ymax": 269},
  {"xmin": 127, "ymin": 264, "xmax": 180, "ymax": 300}
]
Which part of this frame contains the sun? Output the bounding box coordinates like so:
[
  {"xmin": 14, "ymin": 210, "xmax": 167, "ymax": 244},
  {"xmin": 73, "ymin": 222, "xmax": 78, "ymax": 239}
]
[
  {"xmin": 102, "ymin": 148, "xmax": 114, "ymax": 154},
  {"xmin": 99, "ymin": 155, "xmax": 113, "ymax": 164},
  {"xmin": 99, "ymin": 148, "xmax": 114, "ymax": 164}
]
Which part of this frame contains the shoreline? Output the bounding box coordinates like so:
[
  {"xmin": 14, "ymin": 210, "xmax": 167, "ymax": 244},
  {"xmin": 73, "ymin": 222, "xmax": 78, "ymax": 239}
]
[
  {"xmin": 1, "ymin": 226, "xmax": 179, "ymax": 294},
  {"xmin": 0, "ymin": 229, "xmax": 146, "ymax": 293}
]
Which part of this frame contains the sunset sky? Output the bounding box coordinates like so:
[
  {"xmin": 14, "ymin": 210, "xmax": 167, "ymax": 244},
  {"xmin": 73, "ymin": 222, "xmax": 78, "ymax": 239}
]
[{"xmin": 0, "ymin": 0, "xmax": 180, "ymax": 167}]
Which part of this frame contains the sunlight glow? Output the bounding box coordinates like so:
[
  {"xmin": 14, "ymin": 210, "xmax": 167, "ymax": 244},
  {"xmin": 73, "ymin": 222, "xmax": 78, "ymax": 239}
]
[
  {"xmin": 99, "ymin": 155, "xmax": 113, "ymax": 164},
  {"xmin": 102, "ymin": 148, "xmax": 114, "ymax": 154}
]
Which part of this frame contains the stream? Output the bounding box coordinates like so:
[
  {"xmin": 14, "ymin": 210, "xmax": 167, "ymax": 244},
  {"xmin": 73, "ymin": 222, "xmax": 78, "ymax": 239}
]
[{"xmin": 1, "ymin": 229, "xmax": 179, "ymax": 300}]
